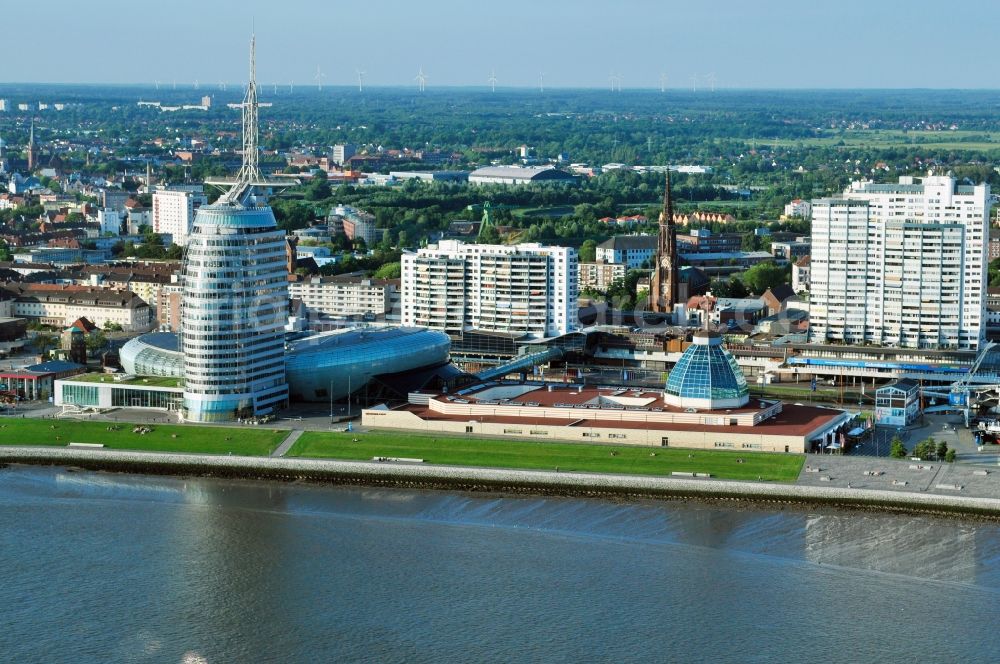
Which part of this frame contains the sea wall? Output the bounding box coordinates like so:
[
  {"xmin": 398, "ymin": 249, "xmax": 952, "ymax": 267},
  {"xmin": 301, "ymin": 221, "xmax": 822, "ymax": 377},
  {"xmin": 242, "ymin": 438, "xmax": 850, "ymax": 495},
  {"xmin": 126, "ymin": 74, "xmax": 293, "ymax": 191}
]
[{"xmin": 3, "ymin": 446, "xmax": 1000, "ymax": 517}]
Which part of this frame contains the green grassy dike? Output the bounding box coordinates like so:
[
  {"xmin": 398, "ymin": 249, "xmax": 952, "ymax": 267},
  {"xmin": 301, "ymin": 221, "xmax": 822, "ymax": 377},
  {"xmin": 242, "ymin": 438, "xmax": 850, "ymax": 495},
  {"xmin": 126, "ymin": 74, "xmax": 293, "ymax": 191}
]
[
  {"xmin": 0, "ymin": 417, "xmax": 284, "ymax": 456},
  {"xmin": 0, "ymin": 417, "xmax": 805, "ymax": 482},
  {"xmin": 288, "ymin": 431, "xmax": 804, "ymax": 482}
]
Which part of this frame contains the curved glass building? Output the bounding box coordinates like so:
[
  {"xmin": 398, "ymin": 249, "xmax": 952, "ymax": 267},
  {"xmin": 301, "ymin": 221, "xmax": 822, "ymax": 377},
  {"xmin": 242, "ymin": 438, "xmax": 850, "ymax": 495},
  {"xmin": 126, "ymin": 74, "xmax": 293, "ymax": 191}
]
[
  {"xmin": 664, "ymin": 330, "xmax": 749, "ymax": 409},
  {"xmin": 118, "ymin": 327, "xmax": 451, "ymax": 404},
  {"xmin": 180, "ymin": 205, "xmax": 289, "ymax": 421},
  {"xmin": 285, "ymin": 327, "xmax": 451, "ymax": 401},
  {"xmin": 120, "ymin": 332, "xmax": 183, "ymax": 377}
]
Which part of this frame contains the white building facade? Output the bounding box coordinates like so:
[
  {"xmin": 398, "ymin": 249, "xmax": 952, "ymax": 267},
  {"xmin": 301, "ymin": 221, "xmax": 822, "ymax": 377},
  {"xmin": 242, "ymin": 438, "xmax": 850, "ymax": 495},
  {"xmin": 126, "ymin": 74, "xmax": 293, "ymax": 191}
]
[
  {"xmin": 152, "ymin": 189, "xmax": 207, "ymax": 246},
  {"xmin": 5, "ymin": 284, "xmax": 152, "ymax": 332},
  {"xmin": 784, "ymin": 199, "xmax": 812, "ymax": 218},
  {"xmin": 595, "ymin": 235, "xmax": 657, "ymax": 269},
  {"xmin": 402, "ymin": 240, "xmax": 578, "ymax": 338},
  {"xmin": 809, "ymin": 174, "xmax": 989, "ymax": 350},
  {"xmin": 792, "ymin": 256, "xmax": 810, "ymax": 294},
  {"xmin": 97, "ymin": 208, "xmax": 122, "ymax": 236},
  {"xmin": 289, "ymin": 276, "xmax": 394, "ymax": 319}
]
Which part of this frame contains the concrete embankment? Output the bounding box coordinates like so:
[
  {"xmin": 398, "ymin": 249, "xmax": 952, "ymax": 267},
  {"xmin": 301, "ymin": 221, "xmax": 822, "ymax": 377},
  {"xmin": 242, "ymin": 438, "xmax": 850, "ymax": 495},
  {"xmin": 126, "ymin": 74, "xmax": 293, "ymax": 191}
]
[{"xmin": 3, "ymin": 446, "xmax": 1000, "ymax": 518}]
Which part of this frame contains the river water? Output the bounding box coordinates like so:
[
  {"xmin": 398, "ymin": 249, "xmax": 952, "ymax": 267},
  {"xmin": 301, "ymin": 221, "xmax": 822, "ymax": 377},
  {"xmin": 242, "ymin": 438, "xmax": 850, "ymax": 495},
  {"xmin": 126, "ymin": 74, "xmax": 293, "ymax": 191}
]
[{"xmin": 2, "ymin": 465, "xmax": 999, "ymax": 663}]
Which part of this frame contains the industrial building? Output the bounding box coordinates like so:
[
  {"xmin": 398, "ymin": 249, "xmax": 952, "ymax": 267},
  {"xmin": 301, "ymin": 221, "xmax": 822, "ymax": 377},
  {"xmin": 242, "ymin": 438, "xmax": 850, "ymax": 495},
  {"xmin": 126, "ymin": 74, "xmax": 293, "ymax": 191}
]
[{"xmin": 468, "ymin": 166, "xmax": 577, "ymax": 186}]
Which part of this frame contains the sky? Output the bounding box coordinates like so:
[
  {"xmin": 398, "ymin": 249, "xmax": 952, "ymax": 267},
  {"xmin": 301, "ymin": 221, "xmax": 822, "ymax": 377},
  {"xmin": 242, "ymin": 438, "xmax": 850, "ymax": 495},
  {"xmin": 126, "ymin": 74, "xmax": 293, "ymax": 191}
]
[{"xmin": 5, "ymin": 0, "xmax": 1000, "ymax": 89}]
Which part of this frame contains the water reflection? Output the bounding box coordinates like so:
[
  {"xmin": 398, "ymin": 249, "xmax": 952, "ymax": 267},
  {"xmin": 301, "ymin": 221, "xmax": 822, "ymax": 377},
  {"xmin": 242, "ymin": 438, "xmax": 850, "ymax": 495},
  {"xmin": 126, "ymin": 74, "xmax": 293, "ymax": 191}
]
[{"xmin": 3, "ymin": 466, "xmax": 1000, "ymax": 663}]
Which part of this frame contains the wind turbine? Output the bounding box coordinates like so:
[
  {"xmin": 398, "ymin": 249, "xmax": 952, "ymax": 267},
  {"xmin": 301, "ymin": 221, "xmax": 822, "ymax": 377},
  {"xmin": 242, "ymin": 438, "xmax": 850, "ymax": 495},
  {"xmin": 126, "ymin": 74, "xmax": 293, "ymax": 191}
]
[
  {"xmin": 356, "ymin": 69, "xmax": 366, "ymax": 92},
  {"xmin": 219, "ymin": 81, "xmax": 227, "ymax": 92},
  {"xmin": 538, "ymin": 72, "xmax": 545, "ymax": 93},
  {"xmin": 659, "ymin": 72, "xmax": 668, "ymax": 93},
  {"xmin": 609, "ymin": 72, "xmax": 622, "ymax": 92},
  {"xmin": 154, "ymin": 80, "xmax": 160, "ymax": 91},
  {"xmin": 706, "ymin": 72, "xmax": 716, "ymax": 92},
  {"xmin": 488, "ymin": 69, "xmax": 497, "ymax": 92},
  {"xmin": 194, "ymin": 79, "xmax": 200, "ymax": 90},
  {"xmin": 415, "ymin": 66, "xmax": 427, "ymax": 92},
  {"xmin": 315, "ymin": 65, "xmax": 326, "ymax": 91},
  {"xmin": 689, "ymin": 74, "xmax": 697, "ymax": 92},
  {"xmin": 172, "ymin": 79, "xmax": 177, "ymax": 90},
  {"xmin": 289, "ymin": 80, "xmax": 294, "ymax": 94}
]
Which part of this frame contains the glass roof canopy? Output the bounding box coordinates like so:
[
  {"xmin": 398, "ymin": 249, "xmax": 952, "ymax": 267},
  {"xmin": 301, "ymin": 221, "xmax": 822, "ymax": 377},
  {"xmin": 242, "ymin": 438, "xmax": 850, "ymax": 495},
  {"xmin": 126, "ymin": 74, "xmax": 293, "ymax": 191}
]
[{"xmin": 664, "ymin": 330, "xmax": 750, "ymax": 410}]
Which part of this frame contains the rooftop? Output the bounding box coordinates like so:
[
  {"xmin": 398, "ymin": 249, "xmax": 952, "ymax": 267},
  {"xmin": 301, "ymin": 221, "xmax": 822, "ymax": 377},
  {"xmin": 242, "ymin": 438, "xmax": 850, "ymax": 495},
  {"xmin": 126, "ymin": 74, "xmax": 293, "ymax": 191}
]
[
  {"xmin": 402, "ymin": 397, "xmax": 842, "ymax": 439},
  {"xmin": 598, "ymin": 235, "xmax": 657, "ymax": 251},
  {"xmin": 64, "ymin": 372, "xmax": 182, "ymax": 388}
]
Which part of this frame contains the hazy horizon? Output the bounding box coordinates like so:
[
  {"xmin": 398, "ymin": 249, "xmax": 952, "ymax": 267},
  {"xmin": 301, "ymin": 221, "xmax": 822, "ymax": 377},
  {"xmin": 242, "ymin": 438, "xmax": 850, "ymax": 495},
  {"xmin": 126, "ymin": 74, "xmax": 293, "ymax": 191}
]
[{"xmin": 3, "ymin": 0, "xmax": 1000, "ymax": 89}]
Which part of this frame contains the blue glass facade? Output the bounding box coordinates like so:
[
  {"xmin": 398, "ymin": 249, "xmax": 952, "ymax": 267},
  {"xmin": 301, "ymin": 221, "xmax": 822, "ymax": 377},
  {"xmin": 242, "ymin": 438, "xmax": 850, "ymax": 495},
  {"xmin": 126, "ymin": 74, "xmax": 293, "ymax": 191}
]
[
  {"xmin": 120, "ymin": 327, "xmax": 450, "ymax": 405},
  {"xmin": 665, "ymin": 331, "xmax": 749, "ymax": 409},
  {"xmin": 285, "ymin": 328, "xmax": 450, "ymax": 401}
]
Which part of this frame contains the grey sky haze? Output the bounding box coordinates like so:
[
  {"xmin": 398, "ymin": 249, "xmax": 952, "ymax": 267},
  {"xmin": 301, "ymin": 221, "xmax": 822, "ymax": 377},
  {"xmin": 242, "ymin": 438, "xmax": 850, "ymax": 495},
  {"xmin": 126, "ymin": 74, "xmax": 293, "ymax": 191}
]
[{"xmin": 5, "ymin": 0, "xmax": 1000, "ymax": 88}]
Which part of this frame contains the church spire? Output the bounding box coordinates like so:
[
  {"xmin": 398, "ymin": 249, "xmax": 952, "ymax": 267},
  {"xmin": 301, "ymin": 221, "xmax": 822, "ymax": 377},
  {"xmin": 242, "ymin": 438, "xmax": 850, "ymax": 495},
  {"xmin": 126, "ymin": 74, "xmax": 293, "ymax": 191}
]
[
  {"xmin": 27, "ymin": 118, "xmax": 37, "ymax": 172},
  {"xmin": 650, "ymin": 169, "xmax": 679, "ymax": 315}
]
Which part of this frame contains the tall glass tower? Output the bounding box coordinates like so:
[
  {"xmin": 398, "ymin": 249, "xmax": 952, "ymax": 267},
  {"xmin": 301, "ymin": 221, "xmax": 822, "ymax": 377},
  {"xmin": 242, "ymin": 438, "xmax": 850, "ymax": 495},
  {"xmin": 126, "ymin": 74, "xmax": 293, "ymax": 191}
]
[{"xmin": 180, "ymin": 36, "xmax": 289, "ymax": 422}]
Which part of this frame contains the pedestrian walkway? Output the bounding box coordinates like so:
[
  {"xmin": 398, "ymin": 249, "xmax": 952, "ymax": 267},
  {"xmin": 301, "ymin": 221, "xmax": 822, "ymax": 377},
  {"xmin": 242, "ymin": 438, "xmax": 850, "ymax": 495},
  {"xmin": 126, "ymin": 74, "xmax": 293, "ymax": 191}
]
[
  {"xmin": 797, "ymin": 454, "xmax": 1000, "ymax": 499},
  {"xmin": 272, "ymin": 429, "xmax": 304, "ymax": 457}
]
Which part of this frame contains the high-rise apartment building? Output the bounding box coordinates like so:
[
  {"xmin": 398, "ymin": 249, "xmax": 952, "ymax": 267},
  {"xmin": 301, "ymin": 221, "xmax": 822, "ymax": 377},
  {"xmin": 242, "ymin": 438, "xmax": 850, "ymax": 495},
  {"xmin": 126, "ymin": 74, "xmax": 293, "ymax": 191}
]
[
  {"xmin": 401, "ymin": 240, "xmax": 578, "ymax": 338},
  {"xmin": 152, "ymin": 188, "xmax": 207, "ymax": 246},
  {"xmin": 332, "ymin": 144, "xmax": 356, "ymax": 166},
  {"xmin": 809, "ymin": 174, "xmax": 990, "ymax": 350}
]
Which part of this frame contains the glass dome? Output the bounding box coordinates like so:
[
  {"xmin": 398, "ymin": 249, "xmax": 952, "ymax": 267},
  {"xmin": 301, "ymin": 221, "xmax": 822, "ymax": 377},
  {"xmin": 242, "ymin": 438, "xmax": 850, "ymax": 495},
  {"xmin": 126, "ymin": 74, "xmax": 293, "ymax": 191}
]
[{"xmin": 664, "ymin": 330, "xmax": 749, "ymax": 409}]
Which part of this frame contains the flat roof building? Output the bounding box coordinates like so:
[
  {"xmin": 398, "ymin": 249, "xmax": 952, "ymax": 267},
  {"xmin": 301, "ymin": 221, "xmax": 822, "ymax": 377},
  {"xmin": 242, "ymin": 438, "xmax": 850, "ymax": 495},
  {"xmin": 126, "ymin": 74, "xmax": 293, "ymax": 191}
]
[
  {"xmin": 469, "ymin": 166, "xmax": 577, "ymax": 186},
  {"xmin": 363, "ymin": 382, "xmax": 847, "ymax": 454}
]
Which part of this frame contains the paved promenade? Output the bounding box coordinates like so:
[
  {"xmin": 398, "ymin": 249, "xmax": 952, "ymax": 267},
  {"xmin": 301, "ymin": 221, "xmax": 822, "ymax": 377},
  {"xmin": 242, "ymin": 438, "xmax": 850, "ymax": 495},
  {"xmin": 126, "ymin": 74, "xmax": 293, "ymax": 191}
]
[
  {"xmin": 796, "ymin": 455, "xmax": 1000, "ymax": 498},
  {"xmin": 3, "ymin": 446, "xmax": 1000, "ymax": 517}
]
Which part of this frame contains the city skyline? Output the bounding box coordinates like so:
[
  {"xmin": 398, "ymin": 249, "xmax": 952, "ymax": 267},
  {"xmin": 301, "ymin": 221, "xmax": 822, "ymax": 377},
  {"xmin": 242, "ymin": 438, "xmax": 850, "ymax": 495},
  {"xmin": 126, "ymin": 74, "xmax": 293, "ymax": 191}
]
[{"xmin": 3, "ymin": 0, "xmax": 1000, "ymax": 89}]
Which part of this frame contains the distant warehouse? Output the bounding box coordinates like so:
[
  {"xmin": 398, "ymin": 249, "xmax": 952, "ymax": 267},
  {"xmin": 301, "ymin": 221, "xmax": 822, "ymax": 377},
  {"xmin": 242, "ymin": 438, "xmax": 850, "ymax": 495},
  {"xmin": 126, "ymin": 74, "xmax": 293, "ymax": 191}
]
[{"xmin": 469, "ymin": 165, "xmax": 578, "ymax": 186}]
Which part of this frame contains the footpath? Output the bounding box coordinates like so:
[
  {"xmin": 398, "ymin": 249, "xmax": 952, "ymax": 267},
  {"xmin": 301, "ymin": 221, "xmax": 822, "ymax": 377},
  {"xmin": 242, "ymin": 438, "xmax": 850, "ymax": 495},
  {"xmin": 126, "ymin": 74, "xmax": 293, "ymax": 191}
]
[
  {"xmin": 795, "ymin": 455, "xmax": 1000, "ymax": 500},
  {"xmin": 271, "ymin": 430, "xmax": 304, "ymax": 457}
]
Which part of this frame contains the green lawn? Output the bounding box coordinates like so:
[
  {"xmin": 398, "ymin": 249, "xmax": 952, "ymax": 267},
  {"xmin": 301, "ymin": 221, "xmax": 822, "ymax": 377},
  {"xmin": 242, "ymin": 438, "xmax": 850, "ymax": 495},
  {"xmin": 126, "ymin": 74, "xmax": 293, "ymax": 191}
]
[
  {"xmin": 0, "ymin": 417, "xmax": 284, "ymax": 455},
  {"xmin": 288, "ymin": 431, "xmax": 804, "ymax": 482},
  {"xmin": 68, "ymin": 373, "xmax": 183, "ymax": 388}
]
